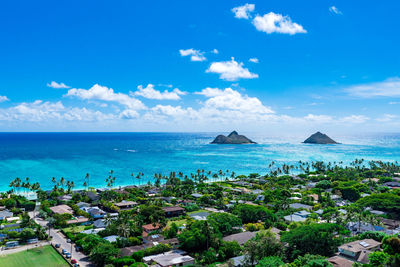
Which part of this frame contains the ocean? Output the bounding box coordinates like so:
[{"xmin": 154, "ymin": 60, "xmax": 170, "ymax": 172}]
[{"xmin": 0, "ymin": 132, "xmax": 400, "ymax": 191}]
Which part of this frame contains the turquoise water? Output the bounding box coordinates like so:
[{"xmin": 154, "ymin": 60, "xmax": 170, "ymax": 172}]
[{"xmin": 0, "ymin": 132, "xmax": 400, "ymax": 191}]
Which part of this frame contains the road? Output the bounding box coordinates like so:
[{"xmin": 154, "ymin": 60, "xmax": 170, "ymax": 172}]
[
  {"xmin": 0, "ymin": 241, "xmax": 49, "ymax": 255},
  {"xmin": 28, "ymin": 212, "xmax": 93, "ymax": 267}
]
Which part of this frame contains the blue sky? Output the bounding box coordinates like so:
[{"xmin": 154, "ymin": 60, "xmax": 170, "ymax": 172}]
[{"xmin": 0, "ymin": 0, "xmax": 399, "ymax": 133}]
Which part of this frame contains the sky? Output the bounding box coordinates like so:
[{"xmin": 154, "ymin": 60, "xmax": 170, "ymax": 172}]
[{"xmin": 0, "ymin": 0, "xmax": 399, "ymax": 134}]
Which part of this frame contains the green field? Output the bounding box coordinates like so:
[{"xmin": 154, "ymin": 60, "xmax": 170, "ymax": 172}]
[{"xmin": 0, "ymin": 245, "xmax": 68, "ymax": 267}]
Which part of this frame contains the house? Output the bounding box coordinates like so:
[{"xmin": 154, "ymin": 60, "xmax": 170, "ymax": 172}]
[
  {"xmin": 289, "ymin": 203, "xmax": 312, "ymax": 210},
  {"xmin": 94, "ymin": 219, "xmax": 109, "ymax": 229},
  {"xmin": 328, "ymin": 256, "xmax": 354, "ymax": 267},
  {"xmin": 162, "ymin": 206, "xmax": 185, "ymax": 217},
  {"xmin": 284, "ymin": 210, "xmax": 312, "ymax": 222},
  {"xmin": 336, "ymin": 239, "xmax": 381, "ymax": 264},
  {"xmin": 82, "ymin": 206, "xmax": 106, "ymax": 219},
  {"xmin": 76, "ymin": 202, "xmax": 90, "ymax": 209},
  {"xmin": 255, "ymin": 195, "xmax": 265, "ymax": 201},
  {"xmin": 347, "ymin": 222, "xmax": 385, "ymax": 234},
  {"xmin": 114, "ymin": 200, "xmax": 137, "ymax": 210},
  {"xmin": 80, "ymin": 228, "xmax": 104, "ymax": 235},
  {"xmin": 5, "ymin": 241, "xmax": 19, "ymax": 248},
  {"xmin": 66, "ymin": 217, "xmax": 89, "ymax": 225},
  {"xmin": 0, "ymin": 210, "xmax": 13, "ymax": 220},
  {"xmin": 142, "ymin": 223, "xmax": 161, "ymax": 237},
  {"xmin": 85, "ymin": 191, "xmax": 100, "ymax": 202},
  {"xmin": 382, "ymin": 181, "xmax": 400, "ymax": 189},
  {"xmin": 189, "ymin": 211, "xmax": 210, "ymax": 221},
  {"xmin": 120, "ymin": 238, "xmax": 179, "ymax": 257},
  {"xmin": 223, "ymin": 231, "xmax": 258, "ymax": 245},
  {"xmin": 379, "ymin": 218, "xmax": 400, "ymax": 230},
  {"xmin": 57, "ymin": 194, "xmax": 72, "ymax": 202},
  {"xmin": 50, "ymin": 205, "xmax": 73, "ymax": 215},
  {"xmin": 143, "ymin": 252, "xmax": 194, "ymax": 267},
  {"xmin": 252, "ymin": 189, "xmax": 263, "ymax": 195},
  {"xmin": 191, "ymin": 193, "xmax": 203, "ymax": 198},
  {"xmin": 228, "ymin": 255, "xmax": 247, "ymax": 267},
  {"xmin": 103, "ymin": 235, "xmax": 119, "ymax": 243}
]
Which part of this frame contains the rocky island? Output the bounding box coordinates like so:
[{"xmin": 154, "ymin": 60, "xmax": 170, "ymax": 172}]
[
  {"xmin": 303, "ymin": 131, "xmax": 339, "ymax": 144},
  {"xmin": 211, "ymin": 131, "xmax": 256, "ymax": 144}
]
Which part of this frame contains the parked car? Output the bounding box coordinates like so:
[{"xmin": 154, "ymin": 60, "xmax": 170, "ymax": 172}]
[
  {"xmin": 62, "ymin": 249, "xmax": 67, "ymax": 254},
  {"xmin": 71, "ymin": 259, "xmax": 77, "ymax": 264},
  {"xmin": 55, "ymin": 243, "xmax": 60, "ymax": 248},
  {"xmin": 65, "ymin": 253, "xmax": 71, "ymax": 259},
  {"xmin": 74, "ymin": 264, "xmax": 80, "ymax": 267},
  {"xmin": 67, "ymin": 239, "xmax": 71, "ymax": 243},
  {"xmin": 75, "ymin": 246, "xmax": 81, "ymax": 252}
]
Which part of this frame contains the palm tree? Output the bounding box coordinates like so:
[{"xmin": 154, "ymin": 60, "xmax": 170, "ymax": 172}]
[{"xmin": 85, "ymin": 173, "xmax": 90, "ymax": 190}]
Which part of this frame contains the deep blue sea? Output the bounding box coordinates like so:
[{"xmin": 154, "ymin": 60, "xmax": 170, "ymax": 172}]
[{"xmin": 0, "ymin": 132, "xmax": 400, "ymax": 191}]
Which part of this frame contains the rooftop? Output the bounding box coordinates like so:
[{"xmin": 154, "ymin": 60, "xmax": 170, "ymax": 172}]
[{"xmin": 50, "ymin": 204, "xmax": 73, "ymax": 215}]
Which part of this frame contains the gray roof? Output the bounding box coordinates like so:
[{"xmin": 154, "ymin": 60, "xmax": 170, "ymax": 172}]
[
  {"xmin": 284, "ymin": 214, "xmax": 307, "ymax": 222},
  {"xmin": 223, "ymin": 231, "xmax": 258, "ymax": 245},
  {"xmin": 0, "ymin": 210, "xmax": 13, "ymax": 218},
  {"xmin": 289, "ymin": 203, "xmax": 312, "ymax": 210}
]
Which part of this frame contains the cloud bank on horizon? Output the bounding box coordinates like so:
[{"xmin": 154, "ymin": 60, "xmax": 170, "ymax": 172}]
[{"xmin": 0, "ymin": 1, "xmax": 399, "ymax": 132}]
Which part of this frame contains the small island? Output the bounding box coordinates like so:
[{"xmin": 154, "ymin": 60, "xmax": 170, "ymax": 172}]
[
  {"xmin": 211, "ymin": 131, "xmax": 256, "ymax": 144},
  {"xmin": 303, "ymin": 131, "xmax": 339, "ymax": 144}
]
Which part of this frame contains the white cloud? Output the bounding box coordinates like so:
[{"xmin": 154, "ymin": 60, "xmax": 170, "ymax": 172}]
[
  {"xmin": 389, "ymin": 101, "xmax": 400, "ymax": 105},
  {"xmin": 340, "ymin": 115, "xmax": 369, "ymax": 124},
  {"xmin": 376, "ymin": 114, "xmax": 397, "ymax": 122},
  {"xmin": 0, "ymin": 100, "xmax": 114, "ymax": 122},
  {"xmin": 232, "ymin": 3, "xmax": 255, "ymax": 19},
  {"xmin": 66, "ymin": 84, "xmax": 146, "ymax": 110},
  {"xmin": 47, "ymin": 81, "xmax": 70, "ymax": 89},
  {"xmin": 252, "ymin": 12, "xmax": 307, "ymax": 35},
  {"xmin": 212, "ymin": 49, "xmax": 219, "ymax": 54},
  {"xmin": 0, "ymin": 96, "xmax": 9, "ymax": 102},
  {"xmin": 345, "ymin": 77, "xmax": 400, "ymax": 98},
  {"xmin": 303, "ymin": 114, "xmax": 333, "ymax": 123},
  {"xmin": 329, "ymin": 6, "xmax": 342, "ymax": 15},
  {"xmin": 249, "ymin": 57, "xmax": 259, "ymax": 63},
  {"xmin": 134, "ymin": 84, "xmax": 186, "ymax": 100},
  {"xmin": 206, "ymin": 57, "xmax": 258, "ymax": 81},
  {"xmin": 197, "ymin": 87, "xmax": 274, "ymax": 114},
  {"xmin": 179, "ymin": 49, "xmax": 206, "ymax": 62}
]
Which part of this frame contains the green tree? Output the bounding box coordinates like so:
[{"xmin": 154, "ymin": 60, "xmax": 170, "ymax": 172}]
[
  {"xmin": 244, "ymin": 230, "xmax": 285, "ymax": 266},
  {"xmin": 281, "ymin": 223, "xmax": 345, "ymax": 260},
  {"xmin": 368, "ymin": 251, "xmax": 390, "ymax": 267},
  {"xmin": 89, "ymin": 242, "xmax": 119, "ymax": 267},
  {"xmin": 217, "ymin": 241, "xmax": 241, "ymax": 261},
  {"xmin": 207, "ymin": 212, "xmax": 242, "ymax": 236},
  {"xmin": 288, "ymin": 254, "xmax": 332, "ymax": 267},
  {"xmin": 164, "ymin": 222, "xmax": 179, "ymax": 239},
  {"xmin": 382, "ymin": 236, "xmax": 400, "ymax": 255},
  {"xmin": 256, "ymin": 256, "xmax": 285, "ymax": 267},
  {"xmin": 233, "ymin": 204, "xmax": 276, "ymax": 225}
]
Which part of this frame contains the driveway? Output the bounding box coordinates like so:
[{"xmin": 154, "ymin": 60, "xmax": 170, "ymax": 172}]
[{"xmin": 28, "ymin": 212, "xmax": 93, "ymax": 267}]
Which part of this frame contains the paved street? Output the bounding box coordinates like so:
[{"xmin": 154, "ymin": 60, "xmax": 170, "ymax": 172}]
[
  {"xmin": 28, "ymin": 212, "xmax": 93, "ymax": 267},
  {"xmin": 0, "ymin": 241, "xmax": 49, "ymax": 256}
]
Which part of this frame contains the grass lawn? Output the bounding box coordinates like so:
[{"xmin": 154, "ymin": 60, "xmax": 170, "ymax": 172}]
[
  {"xmin": 188, "ymin": 209, "xmax": 210, "ymax": 215},
  {"xmin": 62, "ymin": 225, "xmax": 88, "ymax": 234},
  {"xmin": 0, "ymin": 245, "xmax": 68, "ymax": 267},
  {"xmin": 167, "ymin": 219, "xmax": 187, "ymax": 228}
]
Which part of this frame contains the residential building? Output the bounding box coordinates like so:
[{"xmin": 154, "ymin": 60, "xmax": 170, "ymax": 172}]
[
  {"xmin": 50, "ymin": 204, "xmax": 73, "ymax": 215},
  {"xmin": 162, "ymin": 206, "xmax": 185, "ymax": 217}
]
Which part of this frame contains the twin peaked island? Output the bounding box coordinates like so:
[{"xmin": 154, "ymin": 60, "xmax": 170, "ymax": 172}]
[{"xmin": 211, "ymin": 131, "xmax": 339, "ymax": 144}]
